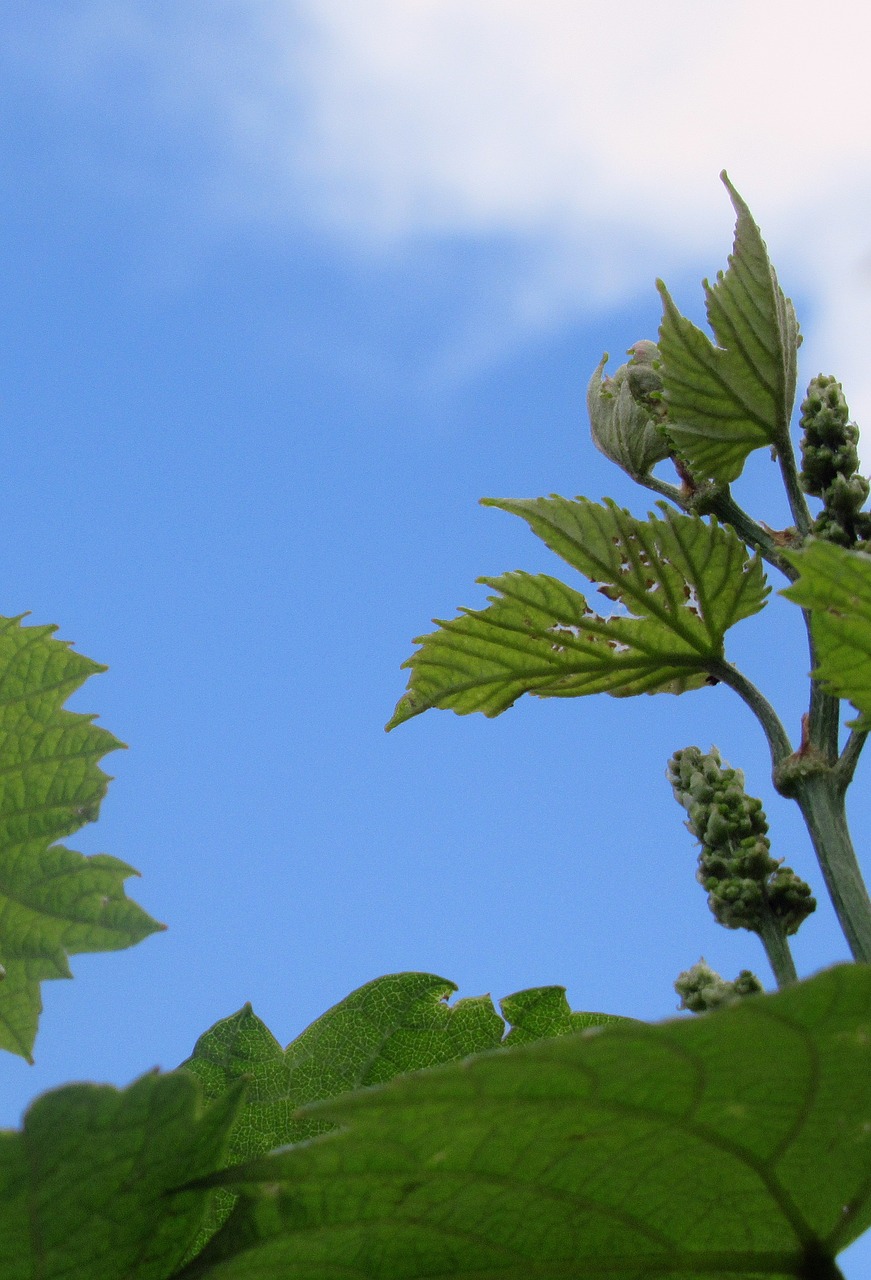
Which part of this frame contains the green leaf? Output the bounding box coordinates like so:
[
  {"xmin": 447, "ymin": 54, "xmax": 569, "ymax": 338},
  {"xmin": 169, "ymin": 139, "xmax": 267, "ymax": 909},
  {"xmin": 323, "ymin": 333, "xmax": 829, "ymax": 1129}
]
[
  {"xmin": 0, "ymin": 615, "xmax": 163, "ymax": 1059},
  {"xmin": 186, "ymin": 965, "xmax": 871, "ymax": 1280},
  {"xmin": 388, "ymin": 498, "xmax": 767, "ymax": 727},
  {"xmin": 181, "ymin": 974, "xmax": 503, "ymax": 1251},
  {"xmin": 499, "ymin": 985, "xmax": 626, "ymax": 1046},
  {"xmin": 781, "ymin": 540, "xmax": 871, "ymax": 726},
  {"xmin": 586, "ymin": 352, "xmax": 671, "ymax": 479},
  {"xmin": 0, "ymin": 1070, "xmax": 243, "ymax": 1280},
  {"xmin": 180, "ymin": 973, "xmax": 620, "ymax": 1256},
  {"xmin": 657, "ymin": 171, "xmax": 801, "ymax": 484}
]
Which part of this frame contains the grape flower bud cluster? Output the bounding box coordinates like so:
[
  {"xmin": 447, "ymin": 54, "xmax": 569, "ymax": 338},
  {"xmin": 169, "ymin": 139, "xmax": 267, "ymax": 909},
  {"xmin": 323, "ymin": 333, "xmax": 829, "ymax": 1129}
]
[
  {"xmin": 667, "ymin": 747, "xmax": 815, "ymax": 937},
  {"xmin": 674, "ymin": 959, "xmax": 762, "ymax": 1013},
  {"xmin": 799, "ymin": 374, "xmax": 871, "ymax": 548}
]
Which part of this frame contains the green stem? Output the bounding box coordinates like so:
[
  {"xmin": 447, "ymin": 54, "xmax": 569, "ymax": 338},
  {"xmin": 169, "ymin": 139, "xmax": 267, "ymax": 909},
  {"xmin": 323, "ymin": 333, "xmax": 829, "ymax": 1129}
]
[
  {"xmin": 637, "ymin": 475, "xmax": 797, "ymax": 580},
  {"xmin": 756, "ymin": 916, "xmax": 798, "ymax": 988},
  {"xmin": 808, "ymin": 683, "xmax": 841, "ymax": 764},
  {"xmin": 707, "ymin": 490, "xmax": 797, "ymax": 580},
  {"xmin": 791, "ymin": 772, "xmax": 871, "ymax": 963},
  {"xmin": 713, "ymin": 660, "xmax": 871, "ymax": 961},
  {"xmin": 836, "ymin": 728, "xmax": 868, "ymax": 789},
  {"xmin": 636, "ymin": 473, "xmax": 686, "ymax": 507},
  {"xmin": 709, "ymin": 660, "xmax": 794, "ymax": 768},
  {"xmin": 802, "ymin": 1254, "xmax": 847, "ymax": 1280},
  {"xmin": 775, "ymin": 433, "xmax": 814, "ymax": 538},
  {"xmin": 801, "ymin": 606, "xmax": 841, "ymax": 764}
]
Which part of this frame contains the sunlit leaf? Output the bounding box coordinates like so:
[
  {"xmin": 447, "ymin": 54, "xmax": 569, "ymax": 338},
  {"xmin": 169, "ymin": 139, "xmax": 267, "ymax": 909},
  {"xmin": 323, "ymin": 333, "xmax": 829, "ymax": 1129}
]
[
  {"xmin": 0, "ymin": 616, "xmax": 163, "ymax": 1059},
  {"xmin": 187, "ymin": 965, "xmax": 871, "ymax": 1280},
  {"xmin": 388, "ymin": 498, "xmax": 767, "ymax": 727},
  {"xmin": 782, "ymin": 540, "xmax": 871, "ymax": 726},
  {"xmin": 181, "ymin": 973, "xmax": 622, "ymax": 1254},
  {"xmin": 657, "ymin": 172, "xmax": 800, "ymax": 484}
]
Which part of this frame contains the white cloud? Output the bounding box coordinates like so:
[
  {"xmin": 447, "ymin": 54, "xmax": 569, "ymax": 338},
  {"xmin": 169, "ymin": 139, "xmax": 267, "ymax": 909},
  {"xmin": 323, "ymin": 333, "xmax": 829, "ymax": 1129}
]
[
  {"xmin": 15, "ymin": 2, "xmax": 871, "ymax": 440},
  {"xmin": 211, "ymin": 1, "xmax": 871, "ymax": 438}
]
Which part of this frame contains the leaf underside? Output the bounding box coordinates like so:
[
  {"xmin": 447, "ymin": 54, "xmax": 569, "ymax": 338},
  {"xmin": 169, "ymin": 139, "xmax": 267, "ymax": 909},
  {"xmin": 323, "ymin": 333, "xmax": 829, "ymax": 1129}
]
[
  {"xmin": 0, "ymin": 615, "xmax": 163, "ymax": 1060},
  {"xmin": 657, "ymin": 171, "xmax": 800, "ymax": 484},
  {"xmin": 388, "ymin": 497, "xmax": 767, "ymax": 728},
  {"xmin": 190, "ymin": 965, "xmax": 871, "ymax": 1280},
  {"xmin": 782, "ymin": 541, "xmax": 871, "ymax": 726},
  {"xmin": 181, "ymin": 972, "xmax": 624, "ymax": 1254},
  {"xmin": 0, "ymin": 1071, "xmax": 243, "ymax": 1280}
]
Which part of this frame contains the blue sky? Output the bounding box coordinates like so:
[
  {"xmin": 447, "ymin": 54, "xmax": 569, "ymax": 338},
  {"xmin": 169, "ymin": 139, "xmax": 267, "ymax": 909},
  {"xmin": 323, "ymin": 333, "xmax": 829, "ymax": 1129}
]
[{"xmin": 2, "ymin": 5, "xmax": 871, "ymax": 1267}]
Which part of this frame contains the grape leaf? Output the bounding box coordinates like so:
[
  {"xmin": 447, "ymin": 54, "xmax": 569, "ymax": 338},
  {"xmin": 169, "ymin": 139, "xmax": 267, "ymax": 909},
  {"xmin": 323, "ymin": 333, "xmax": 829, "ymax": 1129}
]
[
  {"xmin": 657, "ymin": 171, "xmax": 801, "ymax": 484},
  {"xmin": 0, "ymin": 1070, "xmax": 243, "ymax": 1280},
  {"xmin": 0, "ymin": 615, "xmax": 163, "ymax": 1059},
  {"xmin": 184, "ymin": 965, "xmax": 871, "ymax": 1280},
  {"xmin": 500, "ymin": 984, "xmax": 625, "ymax": 1046},
  {"xmin": 388, "ymin": 498, "xmax": 767, "ymax": 728},
  {"xmin": 181, "ymin": 973, "xmax": 624, "ymax": 1255},
  {"xmin": 781, "ymin": 540, "xmax": 871, "ymax": 726}
]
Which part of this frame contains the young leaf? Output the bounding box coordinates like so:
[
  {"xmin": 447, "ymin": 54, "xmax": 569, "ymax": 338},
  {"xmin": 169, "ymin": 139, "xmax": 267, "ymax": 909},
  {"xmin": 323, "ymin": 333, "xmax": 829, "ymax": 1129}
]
[
  {"xmin": 184, "ymin": 965, "xmax": 871, "ymax": 1280},
  {"xmin": 0, "ymin": 615, "xmax": 163, "ymax": 1060},
  {"xmin": 657, "ymin": 172, "xmax": 800, "ymax": 484},
  {"xmin": 180, "ymin": 972, "xmax": 621, "ymax": 1255},
  {"xmin": 0, "ymin": 1070, "xmax": 243, "ymax": 1280},
  {"xmin": 388, "ymin": 498, "xmax": 767, "ymax": 727},
  {"xmin": 781, "ymin": 540, "xmax": 871, "ymax": 726}
]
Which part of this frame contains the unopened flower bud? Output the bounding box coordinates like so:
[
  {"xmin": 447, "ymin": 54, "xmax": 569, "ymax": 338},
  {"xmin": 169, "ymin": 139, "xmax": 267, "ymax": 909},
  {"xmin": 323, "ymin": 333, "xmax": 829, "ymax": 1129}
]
[
  {"xmin": 800, "ymin": 374, "xmax": 871, "ymax": 547},
  {"xmin": 587, "ymin": 350, "xmax": 670, "ymax": 480},
  {"xmin": 668, "ymin": 747, "xmax": 815, "ymax": 937},
  {"xmin": 674, "ymin": 960, "xmax": 762, "ymax": 1013}
]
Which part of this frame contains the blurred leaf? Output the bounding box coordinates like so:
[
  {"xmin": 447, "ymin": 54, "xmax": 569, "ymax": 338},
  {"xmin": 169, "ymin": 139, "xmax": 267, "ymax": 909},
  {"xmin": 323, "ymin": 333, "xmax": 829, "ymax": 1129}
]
[
  {"xmin": 0, "ymin": 615, "xmax": 163, "ymax": 1059},
  {"xmin": 0, "ymin": 1070, "xmax": 241, "ymax": 1280},
  {"xmin": 388, "ymin": 498, "xmax": 767, "ymax": 727},
  {"xmin": 187, "ymin": 965, "xmax": 871, "ymax": 1280},
  {"xmin": 657, "ymin": 172, "xmax": 800, "ymax": 483},
  {"xmin": 782, "ymin": 540, "xmax": 871, "ymax": 725}
]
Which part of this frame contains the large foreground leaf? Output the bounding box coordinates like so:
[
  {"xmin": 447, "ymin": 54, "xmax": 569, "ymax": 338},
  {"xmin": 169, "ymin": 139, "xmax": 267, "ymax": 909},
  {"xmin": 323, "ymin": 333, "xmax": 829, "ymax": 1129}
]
[
  {"xmin": 187, "ymin": 965, "xmax": 871, "ymax": 1279},
  {"xmin": 0, "ymin": 615, "xmax": 163, "ymax": 1059},
  {"xmin": 388, "ymin": 498, "xmax": 767, "ymax": 727},
  {"xmin": 657, "ymin": 172, "xmax": 800, "ymax": 484},
  {"xmin": 782, "ymin": 541, "xmax": 871, "ymax": 726},
  {"xmin": 181, "ymin": 973, "xmax": 624, "ymax": 1252},
  {"xmin": 0, "ymin": 1070, "xmax": 243, "ymax": 1280}
]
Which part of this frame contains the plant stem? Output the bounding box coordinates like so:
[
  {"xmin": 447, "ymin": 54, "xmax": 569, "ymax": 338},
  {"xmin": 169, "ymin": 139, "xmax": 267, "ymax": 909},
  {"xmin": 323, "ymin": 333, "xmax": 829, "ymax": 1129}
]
[
  {"xmin": 638, "ymin": 474, "xmax": 797, "ymax": 580},
  {"xmin": 774, "ymin": 433, "xmax": 814, "ymax": 538},
  {"xmin": 636, "ymin": 473, "xmax": 686, "ymax": 507},
  {"xmin": 712, "ymin": 660, "xmax": 871, "ymax": 961},
  {"xmin": 804, "ymin": 1255, "xmax": 847, "ymax": 1280},
  {"xmin": 791, "ymin": 772, "xmax": 871, "ymax": 964},
  {"xmin": 757, "ymin": 916, "xmax": 798, "ymax": 988},
  {"xmin": 837, "ymin": 728, "xmax": 868, "ymax": 789},
  {"xmin": 709, "ymin": 660, "xmax": 794, "ymax": 768},
  {"xmin": 707, "ymin": 489, "xmax": 797, "ymax": 580},
  {"xmin": 801, "ymin": 600, "xmax": 841, "ymax": 763}
]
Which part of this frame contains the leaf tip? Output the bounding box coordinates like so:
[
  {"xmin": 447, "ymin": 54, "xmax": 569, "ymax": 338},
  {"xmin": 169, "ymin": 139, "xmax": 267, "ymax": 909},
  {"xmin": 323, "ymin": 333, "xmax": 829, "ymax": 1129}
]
[
  {"xmin": 385, "ymin": 695, "xmax": 418, "ymax": 731},
  {"xmin": 654, "ymin": 279, "xmax": 676, "ymax": 313}
]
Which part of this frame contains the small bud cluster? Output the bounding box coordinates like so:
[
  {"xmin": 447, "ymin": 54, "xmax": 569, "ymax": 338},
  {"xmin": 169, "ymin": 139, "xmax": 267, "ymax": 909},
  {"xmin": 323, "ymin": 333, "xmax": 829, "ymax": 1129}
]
[
  {"xmin": 668, "ymin": 747, "xmax": 815, "ymax": 936},
  {"xmin": 799, "ymin": 374, "xmax": 871, "ymax": 548},
  {"xmin": 674, "ymin": 959, "xmax": 762, "ymax": 1013},
  {"xmin": 587, "ymin": 342, "xmax": 671, "ymax": 480}
]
